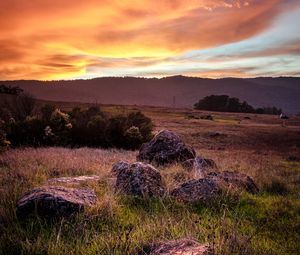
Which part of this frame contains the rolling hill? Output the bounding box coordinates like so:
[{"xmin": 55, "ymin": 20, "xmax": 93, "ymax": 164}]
[{"xmin": 1, "ymin": 76, "xmax": 300, "ymax": 114}]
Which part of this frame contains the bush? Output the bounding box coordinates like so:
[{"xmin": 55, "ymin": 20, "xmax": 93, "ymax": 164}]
[
  {"xmin": 3, "ymin": 99, "xmax": 153, "ymax": 149},
  {"xmin": 40, "ymin": 104, "xmax": 56, "ymax": 122},
  {"xmin": 124, "ymin": 126, "xmax": 143, "ymax": 150},
  {"xmin": 0, "ymin": 129, "xmax": 10, "ymax": 147}
]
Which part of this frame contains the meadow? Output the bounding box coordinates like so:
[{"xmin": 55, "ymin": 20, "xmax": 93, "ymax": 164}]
[{"xmin": 0, "ymin": 105, "xmax": 300, "ymax": 255}]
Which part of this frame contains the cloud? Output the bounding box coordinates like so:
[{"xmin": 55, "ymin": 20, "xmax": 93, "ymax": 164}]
[{"xmin": 0, "ymin": 0, "xmax": 299, "ymax": 79}]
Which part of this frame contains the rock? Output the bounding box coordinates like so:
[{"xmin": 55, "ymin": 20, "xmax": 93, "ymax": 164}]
[
  {"xmin": 280, "ymin": 113, "xmax": 289, "ymax": 119},
  {"xmin": 48, "ymin": 175, "xmax": 100, "ymax": 184},
  {"xmin": 137, "ymin": 130, "xmax": 196, "ymax": 166},
  {"xmin": 206, "ymin": 171, "xmax": 259, "ymax": 194},
  {"xmin": 182, "ymin": 157, "xmax": 217, "ymax": 178},
  {"xmin": 207, "ymin": 131, "xmax": 222, "ymax": 138},
  {"xmin": 115, "ymin": 162, "xmax": 165, "ymax": 198},
  {"xmin": 170, "ymin": 178, "xmax": 221, "ymax": 203},
  {"xmin": 141, "ymin": 239, "xmax": 211, "ymax": 255},
  {"xmin": 182, "ymin": 156, "xmax": 217, "ymax": 171},
  {"xmin": 171, "ymin": 171, "xmax": 258, "ymax": 203},
  {"xmin": 16, "ymin": 186, "xmax": 97, "ymax": 219},
  {"xmin": 200, "ymin": 115, "xmax": 213, "ymax": 120},
  {"xmin": 287, "ymin": 155, "xmax": 300, "ymax": 162},
  {"xmin": 111, "ymin": 161, "xmax": 130, "ymax": 175}
]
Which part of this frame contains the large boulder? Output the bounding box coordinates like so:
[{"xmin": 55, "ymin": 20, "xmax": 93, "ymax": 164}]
[
  {"xmin": 206, "ymin": 171, "xmax": 259, "ymax": 194},
  {"xmin": 137, "ymin": 130, "xmax": 196, "ymax": 166},
  {"xmin": 16, "ymin": 186, "xmax": 97, "ymax": 219},
  {"xmin": 115, "ymin": 162, "xmax": 165, "ymax": 198},
  {"xmin": 141, "ymin": 239, "xmax": 211, "ymax": 255},
  {"xmin": 170, "ymin": 178, "xmax": 221, "ymax": 203}
]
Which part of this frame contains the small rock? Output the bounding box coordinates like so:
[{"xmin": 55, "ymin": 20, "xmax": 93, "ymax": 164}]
[
  {"xmin": 207, "ymin": 171, "xmax": 259, "ymax": 194},
  {"xmin": 207, "ymin": 131, "xmax": 222, "ymax": 138},
  {"xmin": 112, "ymin": 161, "xmax": 130, "ymax": 175},
  {"xmin": 200, "ymin": 115, "xmax": 213, "ymax": 121},
  {"xmin": 48, "ymin": 175, "xmax": 100, "ymax": 184},
  {"xmin": 182, "ymin": 157, "xmax": 217, "ymax": 178},
  {"xmin": 115, "ymin": 162, "xmax": 165, "ymax": 198},
  {"xmin": 171, "ymin": 171, "xmax": 258, "ymax": 203},
  {"xmin": 287, "ymin": 155, "xmax": 300, "ymax": 162},
  {"xmin": 171, "ymin": 178, "xmax": 221, "ymax": 203},
  {"xmin": 16, "ymin": 186, "xmax": 97, "ymax": 219},
  {"xmin": 137, "ymin": 130, "xmax": 196, "ymax": 166},
  {"xmin": 182, "ymin": 156, "xmax": 217, "ymax": 171},
  {"xmin": 141, "ymin": 239, "xmax": 211, "ymax": 255}
]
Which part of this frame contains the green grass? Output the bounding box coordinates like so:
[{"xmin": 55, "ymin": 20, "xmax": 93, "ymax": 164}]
[{"xmin": 1, "ymin": 165, "xmax": 299, "ymax": 255}]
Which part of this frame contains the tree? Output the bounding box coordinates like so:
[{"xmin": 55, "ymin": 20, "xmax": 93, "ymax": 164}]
[{"xmin": 194, "ymin": 95, "xmax": 282, "ymax": 115}]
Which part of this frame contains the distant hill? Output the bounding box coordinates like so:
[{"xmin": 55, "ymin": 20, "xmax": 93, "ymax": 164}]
[{"xmin": 1, "ymin": 76, "xmax": 299, "ymax": 114}]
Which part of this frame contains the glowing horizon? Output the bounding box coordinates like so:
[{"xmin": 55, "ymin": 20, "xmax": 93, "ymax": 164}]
[{"xmin": 1, "ymin": 0, "xmax": 300, "ymax": 80}]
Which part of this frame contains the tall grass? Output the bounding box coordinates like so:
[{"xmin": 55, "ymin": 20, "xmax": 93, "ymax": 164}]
[{"xmin": 0, "ymin": 146, "xmax": 299, "ymax": 255}]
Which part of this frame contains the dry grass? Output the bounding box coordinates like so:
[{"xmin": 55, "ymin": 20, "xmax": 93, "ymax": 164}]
[{"xmin": 0, "ymin": 106, "xmax": 300, "ymax": 255}]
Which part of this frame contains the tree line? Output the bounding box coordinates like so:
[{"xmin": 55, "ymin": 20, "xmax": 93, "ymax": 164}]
[{"xmin": 194, "ymin": 95, "xmax": 282, "ymax": 115}]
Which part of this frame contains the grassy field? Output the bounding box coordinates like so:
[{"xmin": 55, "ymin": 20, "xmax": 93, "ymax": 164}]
[{"xmin": 0, "ymin": 105, "xmax": 300, "ymax": 255}]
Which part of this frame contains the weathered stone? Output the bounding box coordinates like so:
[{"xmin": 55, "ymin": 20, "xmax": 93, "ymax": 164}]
[
  {"xmin": 16, "ymin": 186, "xmax": 97, "ymax": 219},
  {"xmin": 115, "ymin": 162, "xmax": 165, "ymax": 198},
  {"xmin": 206, "ymin": 171, "xmax": 259, "ymax": 194},
  {"xmin": 200, "ymin": 115, "xmax": 213, "ymax": 120},
  {"xmin": 171, "ymin": 178, "xmax": 221, "ymax": 203},
  {"xmin": 141, "ymin": 239, "xmax": 211, "ymax": 255},
  {"xmin": 48, "ymin": 175, "xmax": 100, "ymax": 184},
  {"xmin": 182, "ymin": 156, "xmax": 217, "ymax": 171},
  {"xmin": 171, "ymin": 171, "xmax": 258, "ymax": 203},
  {"xmin": 287, "ymin": 155, "xmax": 300, "ymax": 162},
  {"xmin": 111, "ymin": 161, "xmax": 130, "ymax": 175},
  {"xmin": 182, "ymin": 157, "xmax": 217, "ymax": 179},
  {"xmin": 137, "ymin": 130, "xmax": 196, "ymax": 166}
]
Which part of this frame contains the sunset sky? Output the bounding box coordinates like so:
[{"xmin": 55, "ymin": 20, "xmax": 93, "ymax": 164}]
[{"xmin": 1, "ymin": 0, "xmax": 300, "ymax": 80}]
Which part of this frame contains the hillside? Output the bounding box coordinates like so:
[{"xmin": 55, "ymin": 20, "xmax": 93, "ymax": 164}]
[{"xmin": 1, "ymin": 76, "xmax": 300, "ymax": 114}]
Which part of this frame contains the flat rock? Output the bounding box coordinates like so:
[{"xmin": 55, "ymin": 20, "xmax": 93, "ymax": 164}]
[
  {"xmin": 48, "ymin": 175, "xmax": 100, "ymax": 184},
  {"xmin": 115, "ymin": 162, "xmax": 165, "ymax": 198},
  {"xmin": 171, "ymin": 178, "xmax": 221, "ymax": 203},
  {"xmin": 137, "ymin": 130, "xmax": 196, "ymax": 166},
  {"xmin": 141, "ymin": 239, "xmax": 211, "ymax": 255},
  {"xmin": 16, "ymin": 186, "xmax": 97, "ymax": 219}
]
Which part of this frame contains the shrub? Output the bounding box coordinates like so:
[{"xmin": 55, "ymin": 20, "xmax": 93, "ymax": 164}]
[
  {"xmin": 86, "ymin": 115, "xmax": 107, "ymax": 146},
  {"xmin": 0, "ymin": 123, "xmax": 10, "ymax": 148},
  {"xmin": 2, "ymin": 99, "xmax": 153, "ymax": 149},
  {"xmin": 124, "ymin": 126, "xmax": 143, "ymax": 150},
  {"xmin": 106, "ymin": 115, "xmax": 128, "ymax": 148},
  {"xmin": 6, "ymin": 93, "xmax": 36, "ymax": 121},
  {"xmin": 40, "ymin": 104, "xmax": 56, "ymax": 122},
  {"xmin": 126, "ymin": 111, "xmax": 153, "ymax": 141}
]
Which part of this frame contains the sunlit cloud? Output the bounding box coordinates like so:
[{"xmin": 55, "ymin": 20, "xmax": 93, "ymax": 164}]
[{"xmin": 0, "ymin": 0, "xmax": 299, "ymax": 80}]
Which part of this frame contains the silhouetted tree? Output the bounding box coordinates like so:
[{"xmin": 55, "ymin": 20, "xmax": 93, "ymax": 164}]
[{"xmin": 194, "ymin": 95, "xmax": 282, "ymax": 115}]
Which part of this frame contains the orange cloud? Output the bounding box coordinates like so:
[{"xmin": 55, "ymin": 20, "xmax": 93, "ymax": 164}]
[{"xmin": 0, "ymin": 0, "xmax": 299, "ymax": 80}]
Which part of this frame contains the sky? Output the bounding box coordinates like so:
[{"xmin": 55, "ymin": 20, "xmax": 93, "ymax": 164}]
[{"xmin": 0, "ymin": 0, "xmax": 300, "ymax": 80}]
